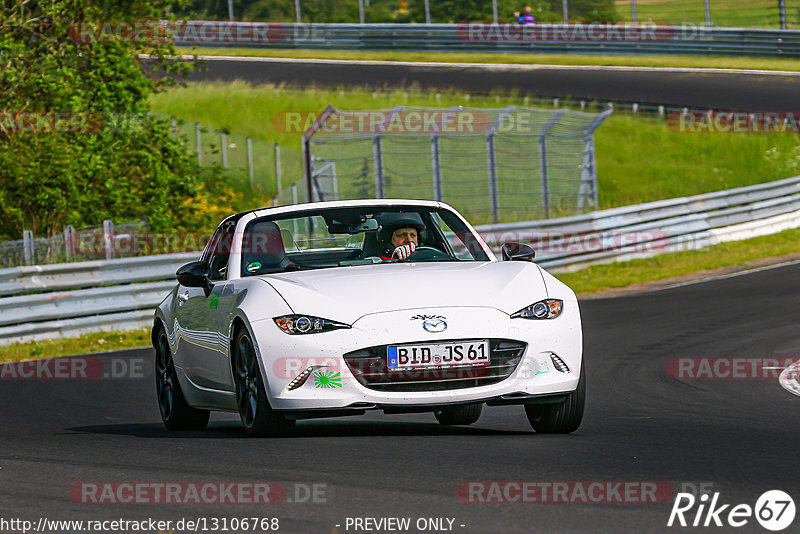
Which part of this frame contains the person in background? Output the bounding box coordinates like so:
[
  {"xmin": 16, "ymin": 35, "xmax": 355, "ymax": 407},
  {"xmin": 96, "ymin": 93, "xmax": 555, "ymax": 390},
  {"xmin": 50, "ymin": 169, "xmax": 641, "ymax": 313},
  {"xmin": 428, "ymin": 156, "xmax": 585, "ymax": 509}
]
[{"xmin": 521, "ymin": 6, "xmax": 536, "ymax": 24}]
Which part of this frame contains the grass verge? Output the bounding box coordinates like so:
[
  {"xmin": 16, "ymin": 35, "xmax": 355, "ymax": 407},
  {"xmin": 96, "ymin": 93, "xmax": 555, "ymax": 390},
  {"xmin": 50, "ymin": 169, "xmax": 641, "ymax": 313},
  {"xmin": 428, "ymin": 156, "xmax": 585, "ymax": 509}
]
[
  {"xmin": 0, "ymin": 328, "xmax": 151, "ymax": 363},
  {"xmin": 178, "ymin": 47, "xmax": 800, "ymax": 72},
  {"xmin": 3, "ymin": 227, "xmax": 800, "ymax": 361},
  {"xmin": 556, "ymin": 225, "xmax": 800, "ymax": 294}
]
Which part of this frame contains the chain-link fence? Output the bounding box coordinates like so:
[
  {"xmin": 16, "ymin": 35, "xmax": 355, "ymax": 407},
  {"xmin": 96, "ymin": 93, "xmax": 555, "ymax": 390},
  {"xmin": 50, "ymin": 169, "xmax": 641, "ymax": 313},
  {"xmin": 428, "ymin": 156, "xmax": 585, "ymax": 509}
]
[
  {"xmin": 297, "ymin": 105, "xmax": 611, "ymax": 225},
  {"xmin": 166, "ymin": 116, "xmax": 302, "ymax": 197},
  {"xmin": 0, "ymin": 221, "xmax": 150, "ymax": 269}
]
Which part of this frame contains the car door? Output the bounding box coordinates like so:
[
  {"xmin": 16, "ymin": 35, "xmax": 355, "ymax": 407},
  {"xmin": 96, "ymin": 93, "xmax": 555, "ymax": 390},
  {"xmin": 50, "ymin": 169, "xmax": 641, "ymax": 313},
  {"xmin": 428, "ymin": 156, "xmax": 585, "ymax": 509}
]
[{"xmin": 174, "ymin": 221, "xmax": 234, "ymax": 391}]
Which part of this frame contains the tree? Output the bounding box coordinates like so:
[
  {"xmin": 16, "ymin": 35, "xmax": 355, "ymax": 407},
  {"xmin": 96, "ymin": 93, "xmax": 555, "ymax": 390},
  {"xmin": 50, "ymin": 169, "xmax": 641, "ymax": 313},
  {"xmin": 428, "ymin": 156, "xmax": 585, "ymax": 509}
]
[{"xmin": 0, "ymin": 0, "xmax": 221, "ymax": 240}]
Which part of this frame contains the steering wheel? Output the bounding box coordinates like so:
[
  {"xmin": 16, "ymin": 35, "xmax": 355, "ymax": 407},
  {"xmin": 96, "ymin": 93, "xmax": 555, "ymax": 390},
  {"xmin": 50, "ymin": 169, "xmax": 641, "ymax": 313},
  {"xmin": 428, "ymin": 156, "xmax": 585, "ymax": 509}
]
[{"xmin": 401, "ymin": 245, "xmax": 454, "ymax": 261}]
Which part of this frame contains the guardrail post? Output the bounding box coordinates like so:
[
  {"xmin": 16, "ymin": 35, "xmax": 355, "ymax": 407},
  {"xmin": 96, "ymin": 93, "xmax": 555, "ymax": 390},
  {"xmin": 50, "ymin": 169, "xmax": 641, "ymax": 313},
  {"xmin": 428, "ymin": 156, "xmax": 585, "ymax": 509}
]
[
  {"xmin": 431, "ymin": 135, "xmax": 443, "ymax": 202},
  {"xmin": 64, "ymin": 225, "xmax": 75, "ymax": 262},
  {"xmin": 274, "ymin": 143, "xmax": 282, "ymax": 194},
  {"xmin": 103, "ymin": 220, "xmax": 115, "ymax": 260},
  {"xmin": 195, "ymin": 122, "xmax": 202, "ymax": 164},
  {"xmin": 373, "ymin": 135, "xmax": 385, "ymax": 199},
  {"xmin": 23, "ymin": 230, "xmax": 33, "ymax": 265},
  {"xmin": 247, "ymin": 136, "xmax": 254, "ymax": 189},
  {"xmin": 221, "ymin": 132, "xmax": 228, "ymax": 168}
]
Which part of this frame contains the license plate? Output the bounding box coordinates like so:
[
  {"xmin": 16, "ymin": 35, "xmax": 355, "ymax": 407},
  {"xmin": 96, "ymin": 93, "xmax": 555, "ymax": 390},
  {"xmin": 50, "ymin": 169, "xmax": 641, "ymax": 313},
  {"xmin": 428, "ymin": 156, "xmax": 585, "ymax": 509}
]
[{"xmin": 387, "ymin": 340, "xmax": 490, "ymax": 371}]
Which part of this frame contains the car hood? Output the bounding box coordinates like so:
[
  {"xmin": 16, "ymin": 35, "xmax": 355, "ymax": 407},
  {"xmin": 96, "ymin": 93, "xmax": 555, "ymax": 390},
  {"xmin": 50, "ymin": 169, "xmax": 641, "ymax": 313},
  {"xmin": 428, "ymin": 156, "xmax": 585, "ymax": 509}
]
[{"xmin": 258, "ymin": 261, "xmax": 548, "ymax": 324}]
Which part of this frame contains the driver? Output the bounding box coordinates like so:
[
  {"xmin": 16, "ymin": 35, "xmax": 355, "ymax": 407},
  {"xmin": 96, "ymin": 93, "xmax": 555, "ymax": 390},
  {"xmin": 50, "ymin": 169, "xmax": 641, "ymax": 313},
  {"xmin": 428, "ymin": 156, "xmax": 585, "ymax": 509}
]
[{"xmin": 374, "ymin": 212, "xmax": 426, "ymax": 260}]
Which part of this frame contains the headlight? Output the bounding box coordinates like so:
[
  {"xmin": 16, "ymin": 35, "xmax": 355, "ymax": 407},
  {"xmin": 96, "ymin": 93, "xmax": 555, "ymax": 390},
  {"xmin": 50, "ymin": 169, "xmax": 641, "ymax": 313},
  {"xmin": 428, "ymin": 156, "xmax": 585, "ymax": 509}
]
[
  {"xmin": 511, "ymin": 299, "xmax": 563, "ymax": 320},
  {"xmin": 273, "ymin": 315, "xmax": 351, "ymax": 335}
]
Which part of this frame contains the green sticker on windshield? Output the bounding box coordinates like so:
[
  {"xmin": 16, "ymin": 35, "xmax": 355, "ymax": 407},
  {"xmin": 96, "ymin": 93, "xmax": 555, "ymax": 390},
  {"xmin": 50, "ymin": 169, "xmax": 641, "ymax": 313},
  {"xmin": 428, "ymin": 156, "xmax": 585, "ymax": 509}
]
[{"xmin": 246, "ymin": 261, "xmax": 261, "ymax": 273}]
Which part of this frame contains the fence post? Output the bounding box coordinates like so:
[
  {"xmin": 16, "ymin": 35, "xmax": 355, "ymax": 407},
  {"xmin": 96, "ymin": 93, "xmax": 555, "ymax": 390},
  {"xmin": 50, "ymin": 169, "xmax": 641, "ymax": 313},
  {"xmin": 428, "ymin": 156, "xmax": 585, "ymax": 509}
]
[
  {"xmin": 221, "ymin": 132, "xmax": 228, "ymax": 168},
  {"xmin": 537, "ymin": 110, "xmax": 568, "ymax": 219},
  {"xmin": 486, "ymin": 135, "xmax": 499, "ymax": 224},
  {"xmin": 171, "ymin": 117, "xmax": 176, "ymax": 138},
  {"xmin": 431, "ymin": 135, "xmax": 443, "ymax": 202},
  {"xmin": 247, "ymin": 136, "xmax": 254, "ymax": 189},
  {"xmin": 103, "ymin": 220, "xmax": 115, "ymax": 260},
  {"xmin": 274, "ymin": 143, "xmax": 282, "ymax": 194},
  {"xmin": 372, "ymin": 135, "xmax": 385, "ymax": 199},
  {"xmin": 578, "ymin": 108, "xmax": 614, "ymax": 211},
  {"xmin": 779, "ymin": 0, "xmax": 787, "ymax": 30},
  {"xmin": 538, "ymin": 136, "xmax": 550, "ymax": 219},
  {"xmin": 578, "ymin": 136, "xmax": 596, "ymax": 211},
  {"xmin": 23, "ymin": 230, "xmax": 34, "ymax": 266},
  {"xmin": 195, "ymin": 122, "xmax": 202, "ymax": 164},
  {"xmin": 64, "ymin": 225, "xmax": 75, "ymax": 262}
]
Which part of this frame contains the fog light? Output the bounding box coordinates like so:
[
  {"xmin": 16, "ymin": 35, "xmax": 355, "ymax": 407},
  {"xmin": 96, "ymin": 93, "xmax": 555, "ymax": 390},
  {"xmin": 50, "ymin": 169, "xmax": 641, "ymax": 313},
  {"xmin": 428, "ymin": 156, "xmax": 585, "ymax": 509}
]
[
  {"xmin": 550, "ymin": 353, "xmax": 570, "ymax": 373},
  {"xmin": 286, "ymin": 367, "xmax": 313, "ymax": 390}
]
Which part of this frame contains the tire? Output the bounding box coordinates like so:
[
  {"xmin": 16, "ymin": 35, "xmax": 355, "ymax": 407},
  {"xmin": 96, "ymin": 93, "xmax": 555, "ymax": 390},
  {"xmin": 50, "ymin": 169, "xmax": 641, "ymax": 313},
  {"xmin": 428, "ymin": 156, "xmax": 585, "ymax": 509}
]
[
  {"xmin": 525, "ymin": 360, "xmax": 585, "ymax": 434},
  {"xmin": 434, "ymin": 403, "xmax": 483, "ymax": 426},
  {"xmin": 233, "ymin": 329, "xmax": 295, "ymax": 437},
  {"xmin": 154, "ymin": 326, "xmax": 210, "ymax": 431}
]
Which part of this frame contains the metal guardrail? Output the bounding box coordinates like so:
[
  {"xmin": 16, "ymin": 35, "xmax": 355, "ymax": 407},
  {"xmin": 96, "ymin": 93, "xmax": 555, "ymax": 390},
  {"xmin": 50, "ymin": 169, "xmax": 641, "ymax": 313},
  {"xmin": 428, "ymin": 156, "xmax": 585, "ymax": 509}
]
[
  {"xmin": 175, "ymin": 22, "xmax": 800, "ymax": 58},
  {"xmin": 1, "ymin": 175, "xmax": 799, "ymax": 345}
]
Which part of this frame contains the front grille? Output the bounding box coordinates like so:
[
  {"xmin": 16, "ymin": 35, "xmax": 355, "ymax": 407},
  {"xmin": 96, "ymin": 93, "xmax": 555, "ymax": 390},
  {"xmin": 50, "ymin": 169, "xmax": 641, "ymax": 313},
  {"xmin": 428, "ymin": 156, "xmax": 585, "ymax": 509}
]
[{"xmin": 343, "ymin": 339, "xmax": 527, "ymax": 392}]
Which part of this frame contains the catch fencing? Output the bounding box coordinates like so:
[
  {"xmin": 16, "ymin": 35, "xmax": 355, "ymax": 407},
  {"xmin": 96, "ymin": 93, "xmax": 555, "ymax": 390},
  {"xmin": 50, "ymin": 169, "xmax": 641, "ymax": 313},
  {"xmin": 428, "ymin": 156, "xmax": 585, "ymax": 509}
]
[
  {"xmin": 167, "ymin": 116, "xmax": 302, "ymax": 197},
  {"xmin": 1, "ymin": 174, "xmax": 799, "ymax": 345},
  {"xmin": 300, "ymin": 105, "xmax": 613, "ymax": 224}
]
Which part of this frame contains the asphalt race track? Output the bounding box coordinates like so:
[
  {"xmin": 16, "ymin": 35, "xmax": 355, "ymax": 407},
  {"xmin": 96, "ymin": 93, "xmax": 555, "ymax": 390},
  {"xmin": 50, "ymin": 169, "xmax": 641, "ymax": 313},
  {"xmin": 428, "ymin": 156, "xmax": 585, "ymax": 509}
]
[
  {"xmin": 2, "ymin": 262, "xmax": 799, "ymax": 534},
  {"xmin": 185, "ymin": 57, "xmax": 800, "ymax": 110}
]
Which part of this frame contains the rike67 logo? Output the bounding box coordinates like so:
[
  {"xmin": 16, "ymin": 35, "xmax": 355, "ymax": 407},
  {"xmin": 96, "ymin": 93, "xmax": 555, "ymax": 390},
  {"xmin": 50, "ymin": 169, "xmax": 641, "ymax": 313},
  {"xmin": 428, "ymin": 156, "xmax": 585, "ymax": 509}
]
[{"xmin": 668, "ymin": 490, "xmax": 795, "ymax": 531}]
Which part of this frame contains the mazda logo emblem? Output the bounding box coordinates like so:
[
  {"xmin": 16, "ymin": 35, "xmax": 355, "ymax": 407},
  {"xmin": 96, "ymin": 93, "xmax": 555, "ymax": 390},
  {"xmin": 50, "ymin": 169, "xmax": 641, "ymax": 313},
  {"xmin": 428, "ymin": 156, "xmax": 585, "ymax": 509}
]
[
  {"xmin": 422, "ymin": 318, "xmax": 447, "ymax": 333},
  {"xmin": 411, "ymin": 314, "xmax": 447, "ymax": 333}
]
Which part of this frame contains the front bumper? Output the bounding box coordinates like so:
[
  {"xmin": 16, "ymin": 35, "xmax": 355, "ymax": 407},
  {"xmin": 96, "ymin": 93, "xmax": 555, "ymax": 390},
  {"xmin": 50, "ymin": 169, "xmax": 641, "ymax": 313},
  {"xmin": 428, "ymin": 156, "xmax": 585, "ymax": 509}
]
[{"xmin": 252, "ymin": 304, "xmax": 582, "ymax": 412}]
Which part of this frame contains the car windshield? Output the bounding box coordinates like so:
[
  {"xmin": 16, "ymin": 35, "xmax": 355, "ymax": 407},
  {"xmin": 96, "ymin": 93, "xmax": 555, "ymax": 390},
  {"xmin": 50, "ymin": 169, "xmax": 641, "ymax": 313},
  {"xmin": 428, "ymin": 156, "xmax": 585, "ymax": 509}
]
[{"xmin": 240, "ymin": 205, "xmax": 490, "ymax": 276}]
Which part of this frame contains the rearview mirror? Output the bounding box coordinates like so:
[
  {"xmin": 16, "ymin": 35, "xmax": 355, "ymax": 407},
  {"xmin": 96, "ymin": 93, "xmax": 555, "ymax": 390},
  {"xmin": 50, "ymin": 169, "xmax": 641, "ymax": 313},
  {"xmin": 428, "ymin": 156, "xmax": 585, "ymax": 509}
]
[
  {"xmin": 176, "ymin": 261, "xmax": 213, "ymax": 296},
  {"xmin": 501, "ymin": 242, "xmax": 535, "ymax": 262}
]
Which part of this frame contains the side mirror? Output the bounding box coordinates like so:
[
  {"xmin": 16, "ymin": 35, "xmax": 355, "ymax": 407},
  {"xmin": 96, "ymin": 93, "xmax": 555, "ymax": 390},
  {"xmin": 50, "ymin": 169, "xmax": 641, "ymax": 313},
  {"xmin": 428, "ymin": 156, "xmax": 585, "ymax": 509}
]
[
  {"xmin": 176, "ymin": 261, "xmax": 213, "ymax": 297},
  {"xmin": 501, "ymin": 242, "xmax": 535, "ymax": 262}
]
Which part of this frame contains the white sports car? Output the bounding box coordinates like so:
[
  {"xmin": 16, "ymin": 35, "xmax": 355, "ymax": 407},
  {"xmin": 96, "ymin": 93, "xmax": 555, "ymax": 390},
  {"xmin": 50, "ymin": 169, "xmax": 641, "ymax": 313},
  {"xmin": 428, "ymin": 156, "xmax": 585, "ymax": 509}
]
[{"xmin": 153, "ymin": 199, "xmax": 584, "ymax": 437}]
